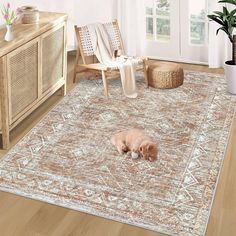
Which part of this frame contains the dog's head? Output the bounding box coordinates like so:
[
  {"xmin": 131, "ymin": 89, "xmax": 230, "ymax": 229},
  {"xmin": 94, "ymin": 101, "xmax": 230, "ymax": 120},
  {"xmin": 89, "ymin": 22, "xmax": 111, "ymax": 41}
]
[{"xmin": 139, "ymin": 141, "xmax": 158, "ymax": 162}]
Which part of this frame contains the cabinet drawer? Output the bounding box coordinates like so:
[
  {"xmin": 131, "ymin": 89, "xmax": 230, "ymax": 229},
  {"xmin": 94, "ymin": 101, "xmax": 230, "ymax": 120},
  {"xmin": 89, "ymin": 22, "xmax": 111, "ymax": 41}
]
[
  {"xmin": 7, "ymin": 38, "xmax": 40, "ymax": 124},
  {"xmin": 42, "ymin": 23, "xmax": 66, "ymax": 94}
]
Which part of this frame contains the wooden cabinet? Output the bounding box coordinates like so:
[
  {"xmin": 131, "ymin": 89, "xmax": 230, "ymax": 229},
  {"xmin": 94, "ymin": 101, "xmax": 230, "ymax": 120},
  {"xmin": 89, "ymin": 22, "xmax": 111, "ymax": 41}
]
[
  {"xmin": 0, "ymin": 12, "xmax": 67, "ymax": 149},
  {"xmin": 7, "ymin": 38, "xmax": 40, "ymax": 124},
  {"xmin": 42, "ymin": 24, "xmax": 66, "ymax": 94}
]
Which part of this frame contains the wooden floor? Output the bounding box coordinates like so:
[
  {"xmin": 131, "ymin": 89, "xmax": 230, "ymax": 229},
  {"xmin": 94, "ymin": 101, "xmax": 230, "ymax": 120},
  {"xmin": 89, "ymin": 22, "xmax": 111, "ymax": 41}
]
[{"xmin": 0, "ymin": 55, "xmax": 235, "ymax": 236}]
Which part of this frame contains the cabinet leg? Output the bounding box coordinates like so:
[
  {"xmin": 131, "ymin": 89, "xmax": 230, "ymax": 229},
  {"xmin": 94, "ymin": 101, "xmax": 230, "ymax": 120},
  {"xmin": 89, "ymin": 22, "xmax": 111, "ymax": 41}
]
[
  {"xmin": 0, "ymin": 56, "xmax": 10, "ymax": 150},
  {"xmin": 61, "ymin": 83, "xmax": 67, "ymax": 96},
  {"xmin": 2, "ymin": 129, "xmax": 10, "ymax": 150}
]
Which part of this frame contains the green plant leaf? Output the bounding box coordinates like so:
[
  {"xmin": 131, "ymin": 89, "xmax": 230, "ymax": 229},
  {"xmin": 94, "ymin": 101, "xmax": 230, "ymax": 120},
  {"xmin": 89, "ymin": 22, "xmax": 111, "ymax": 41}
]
[
  {"xmin": 223, "ymin": 6, "xmax": 229, "ymax": 15},
  {"xmin": 217, "ymin": 26, "xmax": 230, "ymax": 36},
  {"xmin": 213, "ymin": 11, "xmax": 224, "ymax": 16},
  {"xmin": 10, "ymin": 11, "xmax": 15, "ymax": 21},
  {"xmin": 219, "ymin": 0, "xmax": 236, "ymax": 6},
  {"xmin": 208, "ymin": 14, "xmax": 224, "ymax": 26},
  {"xmin": 230, "ymin": 9, "xmax": 236, "ymax": 17}
]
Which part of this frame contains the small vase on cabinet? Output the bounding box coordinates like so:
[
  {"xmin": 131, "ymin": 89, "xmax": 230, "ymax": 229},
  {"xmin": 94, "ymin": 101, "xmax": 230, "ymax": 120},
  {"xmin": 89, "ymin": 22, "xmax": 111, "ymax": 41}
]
[{"xmin": 4, "ymin": 25, "xmax": 14, "ymax": 42}]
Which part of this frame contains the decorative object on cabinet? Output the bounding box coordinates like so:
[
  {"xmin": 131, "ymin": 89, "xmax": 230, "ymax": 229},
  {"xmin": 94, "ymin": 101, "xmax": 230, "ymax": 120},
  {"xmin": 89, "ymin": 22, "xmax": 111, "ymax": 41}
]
[
  {"xmin": 4, "ymin": 25, "xmax": 14, "ymax": 42},
  {"xmin": 0, "ymin": 12, "xmax": 67, "ymax": 149},
  {"xmin": 1, "ymin": 3, "xmax": 23, "ymax": 41},
  {"xmin": 21, "ymin": 6, "xmax": 39, "ymax": 24}
]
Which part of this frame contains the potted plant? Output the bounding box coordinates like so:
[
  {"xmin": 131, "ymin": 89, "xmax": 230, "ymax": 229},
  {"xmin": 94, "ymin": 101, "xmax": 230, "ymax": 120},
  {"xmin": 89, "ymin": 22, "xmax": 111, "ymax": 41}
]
[
  {"xmin": 208, "ymin": 0, "xmax": 236, "ymax": 94},
  {"xmin": 1, "ymin": 3, "xmax": 22, "ymax": 42}
]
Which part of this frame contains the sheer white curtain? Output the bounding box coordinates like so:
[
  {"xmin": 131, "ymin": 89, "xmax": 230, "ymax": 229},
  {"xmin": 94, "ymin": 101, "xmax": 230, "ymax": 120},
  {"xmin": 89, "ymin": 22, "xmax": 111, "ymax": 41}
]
[
  {"xmin": 117, "ymin": 0, "xmax": 145, "ymax": 56},
  {"xmin": 40, "ymin": 0, "xmax": 117, "ymax": 50},
  {"xmin": 208, "ymin": 0, "xmax": 232, "ymax": 68}
]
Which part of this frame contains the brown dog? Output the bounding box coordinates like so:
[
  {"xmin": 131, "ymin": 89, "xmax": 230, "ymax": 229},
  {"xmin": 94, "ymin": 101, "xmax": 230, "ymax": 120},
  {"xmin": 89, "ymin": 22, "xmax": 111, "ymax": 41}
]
[{"xmin": 111, "ymin": 128, "xmax": 158, "ymax": 161}]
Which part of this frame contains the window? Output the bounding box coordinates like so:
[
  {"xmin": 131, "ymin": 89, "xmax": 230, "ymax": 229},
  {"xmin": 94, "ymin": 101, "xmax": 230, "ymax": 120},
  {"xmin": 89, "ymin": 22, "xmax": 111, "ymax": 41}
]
[
  {"xmin": 146, "ymin": 0, "xmax": 208, "ymax": 45},
  {"xmin": 144, "ymin": 0, "xmax": 209, "ymax": 63},
  {"xmin": 146, "ymin": 0, "xmax": 170, "ymax": 41},
  {"xmin": 189, "ymin": 0, "xmax": 207, "ymax": 45}
]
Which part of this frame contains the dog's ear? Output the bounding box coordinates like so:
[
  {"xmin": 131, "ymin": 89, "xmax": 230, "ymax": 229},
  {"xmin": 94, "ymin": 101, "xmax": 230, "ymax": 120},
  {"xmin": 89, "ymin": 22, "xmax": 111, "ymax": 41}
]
[{"xmin": 148, "ymin": 144, "xmax": 155, "ymax": 151}]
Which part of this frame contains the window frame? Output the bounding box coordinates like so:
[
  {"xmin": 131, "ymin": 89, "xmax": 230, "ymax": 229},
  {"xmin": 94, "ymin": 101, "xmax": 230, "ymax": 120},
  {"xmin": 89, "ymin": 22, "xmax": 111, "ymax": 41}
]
[{"xmin": 145, "ymin": 1, "xmax": 171, "ymax": 42}]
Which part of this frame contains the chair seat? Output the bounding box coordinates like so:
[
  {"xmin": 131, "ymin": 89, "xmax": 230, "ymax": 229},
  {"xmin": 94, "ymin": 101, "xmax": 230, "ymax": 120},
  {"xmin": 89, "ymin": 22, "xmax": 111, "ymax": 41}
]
[
  {"xmin": 78, "ymin": 58, "xmax": 145, "ymax": 72},
  {"xmin": 78, "ymin": 63, "xmax": 108, "ymax": 71}
]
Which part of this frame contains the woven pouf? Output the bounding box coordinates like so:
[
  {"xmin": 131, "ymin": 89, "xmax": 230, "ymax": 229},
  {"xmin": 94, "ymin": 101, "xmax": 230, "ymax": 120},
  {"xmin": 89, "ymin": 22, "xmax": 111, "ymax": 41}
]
[{"xmin": 148, "ymin": 62, "xmax": 184, "ymax": 89}]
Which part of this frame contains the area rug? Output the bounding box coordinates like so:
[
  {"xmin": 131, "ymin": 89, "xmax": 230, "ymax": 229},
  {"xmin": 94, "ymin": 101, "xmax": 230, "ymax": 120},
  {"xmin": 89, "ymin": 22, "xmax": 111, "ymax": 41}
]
[{"xmin": 0, "ymin": 71, "xmax": 235, "ymax": 236}]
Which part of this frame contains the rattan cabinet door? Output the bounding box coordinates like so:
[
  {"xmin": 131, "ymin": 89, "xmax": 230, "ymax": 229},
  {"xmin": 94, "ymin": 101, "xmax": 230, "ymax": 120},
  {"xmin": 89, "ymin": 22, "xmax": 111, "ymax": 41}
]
[
  {"xmin": 0, "ymin": 57, "xmax": 4, "ymax": 131},
  {"xmin": 7, "ymin": 38, "xmax": 39, "ymax": 124},
  {"xmin": 42, "ymin": 23, "xmax": 65, "ymax": 94}
]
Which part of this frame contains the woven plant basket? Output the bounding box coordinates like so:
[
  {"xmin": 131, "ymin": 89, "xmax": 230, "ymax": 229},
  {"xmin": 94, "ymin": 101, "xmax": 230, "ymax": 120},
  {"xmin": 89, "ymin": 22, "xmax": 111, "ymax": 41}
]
[
  {"xmin": 148, "ymin": 62, "xmax": 184, "ymax": 89},
  {"xmin": 21, "ymin": 6, "xmax": 39, "ymax": 24}
]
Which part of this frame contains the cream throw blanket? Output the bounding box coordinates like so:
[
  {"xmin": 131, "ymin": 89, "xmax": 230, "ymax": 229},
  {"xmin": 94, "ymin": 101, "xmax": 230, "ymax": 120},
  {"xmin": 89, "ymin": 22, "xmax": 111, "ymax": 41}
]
[{"xmin": 88, "ymin": 23, "xmax": 138, "ymax": 98}]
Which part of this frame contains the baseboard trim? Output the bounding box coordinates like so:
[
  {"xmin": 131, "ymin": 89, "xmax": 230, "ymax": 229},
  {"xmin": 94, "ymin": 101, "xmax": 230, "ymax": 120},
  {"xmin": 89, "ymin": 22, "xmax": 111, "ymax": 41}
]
[{"xmin": 147, "ymin": 56, "xmax": 208, "ymax": 66}]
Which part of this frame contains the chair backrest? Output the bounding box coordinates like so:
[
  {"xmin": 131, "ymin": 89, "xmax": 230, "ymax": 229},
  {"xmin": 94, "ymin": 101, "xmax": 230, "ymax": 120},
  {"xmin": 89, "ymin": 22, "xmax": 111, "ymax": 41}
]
[{"xmin": 75, "ymin": 20, "xmax": 125, "ymax": 65}]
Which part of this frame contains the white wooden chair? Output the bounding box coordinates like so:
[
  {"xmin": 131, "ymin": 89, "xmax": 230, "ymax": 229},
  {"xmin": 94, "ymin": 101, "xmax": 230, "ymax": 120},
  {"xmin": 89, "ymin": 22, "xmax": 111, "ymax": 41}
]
[{"xmin": 73, "ymin": 20, "xmax": 148, "ymax": 97}]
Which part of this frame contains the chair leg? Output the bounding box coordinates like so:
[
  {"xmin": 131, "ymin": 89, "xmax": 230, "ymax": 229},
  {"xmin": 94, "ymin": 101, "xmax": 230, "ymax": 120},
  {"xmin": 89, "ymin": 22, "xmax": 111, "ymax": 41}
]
[
  {"xmin": 73, "ymin": 70, "xmax": 77, "ymax": 83},
  {"xmin": 73, "ymin": 49, "xmax": 80, "ymax": 83},
  {"xmin": 102, "ymin": 70, "xmax": 108, "ymax": 98},
  {"xmin": 143, "ymin": 59, "xmax": 149, "ymax": 88}
]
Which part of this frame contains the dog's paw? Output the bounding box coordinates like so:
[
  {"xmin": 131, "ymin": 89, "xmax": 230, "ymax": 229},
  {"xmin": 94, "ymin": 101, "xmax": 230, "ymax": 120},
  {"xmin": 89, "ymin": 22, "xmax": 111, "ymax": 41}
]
[
  {"xmin": 118, "ymin": 145, "xmax": 128, "ymax": 155},
  {"xmin": 121, "ymin": 145, "xmax": 128, "ymax": 153}
]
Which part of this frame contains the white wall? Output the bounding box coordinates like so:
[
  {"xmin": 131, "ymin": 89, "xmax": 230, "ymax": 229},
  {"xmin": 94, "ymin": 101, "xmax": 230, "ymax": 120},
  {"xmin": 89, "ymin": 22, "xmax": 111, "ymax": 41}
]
[
  {"xmin": 1, "ymin": 0, "xmax": 117, "ymax": 49},
  {"xmin": 75, "ymin": 0, "xmax": 117, "ymax": 25}
]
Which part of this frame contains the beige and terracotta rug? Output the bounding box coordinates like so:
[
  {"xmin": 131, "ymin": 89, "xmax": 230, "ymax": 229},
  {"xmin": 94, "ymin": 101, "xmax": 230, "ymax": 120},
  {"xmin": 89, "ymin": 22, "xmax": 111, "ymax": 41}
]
[{"xmin": 0, "ymin": 71, "xmax": 235, "ymax": 236}]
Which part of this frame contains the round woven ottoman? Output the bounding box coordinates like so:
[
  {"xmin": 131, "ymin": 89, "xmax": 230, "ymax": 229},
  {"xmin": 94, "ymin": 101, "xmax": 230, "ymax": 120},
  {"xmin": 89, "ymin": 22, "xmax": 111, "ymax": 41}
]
[{"xmin": 148, "ymin": 62, "xmax": 184, "ymax": 89}]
